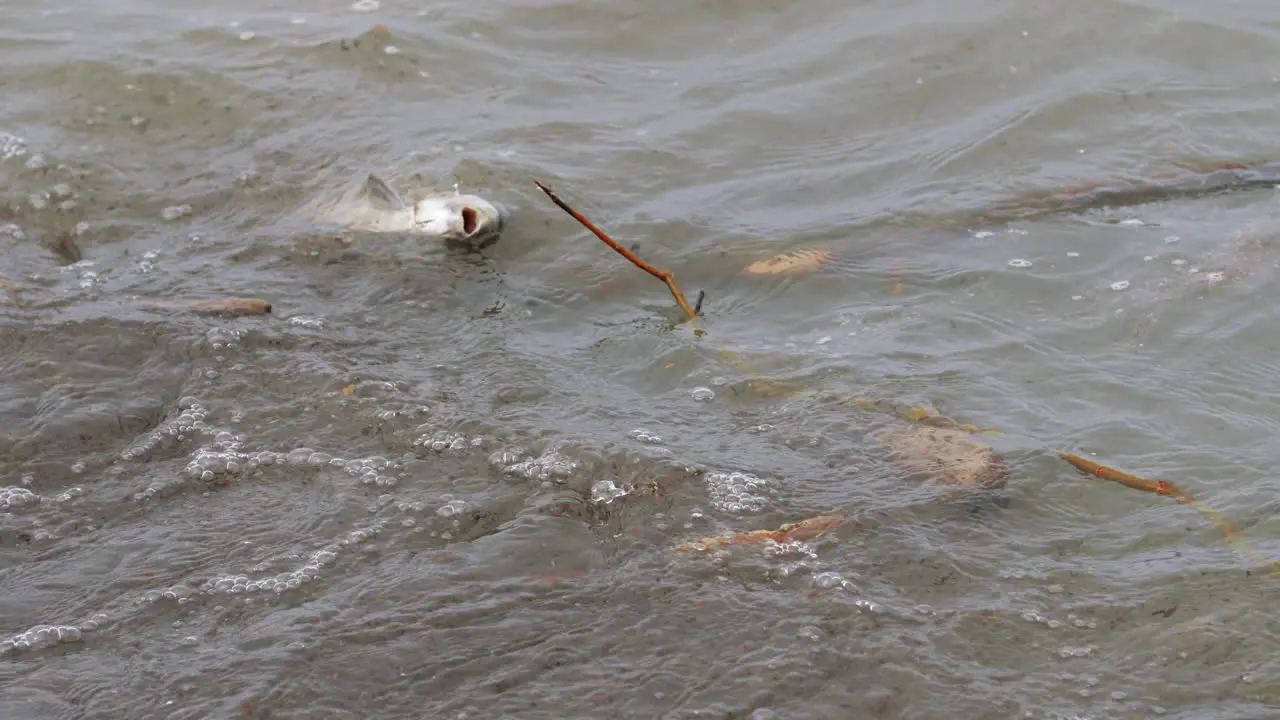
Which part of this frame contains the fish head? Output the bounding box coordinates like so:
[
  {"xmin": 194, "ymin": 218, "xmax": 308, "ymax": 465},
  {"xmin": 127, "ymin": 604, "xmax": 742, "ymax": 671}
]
[{"xmin": 411, "ymin": 194, "xmax": 507, "ymax": 248}]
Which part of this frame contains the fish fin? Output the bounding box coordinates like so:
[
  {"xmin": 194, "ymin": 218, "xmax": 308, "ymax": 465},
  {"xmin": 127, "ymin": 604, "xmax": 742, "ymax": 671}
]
[{"xmin": 362, "ymin": 173, "xmax": 406, "ymax": 212}]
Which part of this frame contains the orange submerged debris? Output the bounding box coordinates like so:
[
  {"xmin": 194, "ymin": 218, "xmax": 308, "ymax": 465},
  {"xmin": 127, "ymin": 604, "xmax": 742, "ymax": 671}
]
[
  {"xmin": 678, "ymin": 514, "xmax": 844, "ymax": 552},
  {"xmin": 1058, "ymin": 452, "xmax": 1191, "ymax": 503},
  {"xmin": 742, "ymin": 248, "xmax": 832, "ymax": 276},
  {"xmin": 138, "ymin": 297, "xmax": 273, "ymax": 317}
]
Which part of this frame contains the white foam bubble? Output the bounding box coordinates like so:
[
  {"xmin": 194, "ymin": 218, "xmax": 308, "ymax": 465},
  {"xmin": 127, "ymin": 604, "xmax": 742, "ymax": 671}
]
[
  {"xmin": 287, "ymin": 316, "xmax": 324, "ymax": 329},
  {"xmin": 161, "ymin": 205, "xmax": 192, "ymax": 221},
  {"xmin": 590, "ymin": 480, "xmax": 629, "ymax": 504},
  {"xmin": 811, "ymin": 571, "xmax": 854, "ymax": 590},
  {"xmin": 704, "ymin": 470, "xmax": 771, "ymax": 513},
  {"xmin": 194, "ymin": 522, "xmax": 383, "ymax": 597},
  {"xmin": 492, "ymin": 447, "xmax": 578, "ymax": 483},
  {"xmin": 413, "ymin": 427, "xmax": 482, "ymax": 453},
  {"xmin": 436, "ymin": 499, "xmax": 468, "ymax": 517},
  {"xmin": 629, "ymin": 429, "xmax": 664, "ymax": 445},
  {"xmin": 0, "ymin": 132, "xmax": 26, "ymax": 160},
  {"xmin": 0, "ymin": 486, "xmax": 41, "ymax": 510}
]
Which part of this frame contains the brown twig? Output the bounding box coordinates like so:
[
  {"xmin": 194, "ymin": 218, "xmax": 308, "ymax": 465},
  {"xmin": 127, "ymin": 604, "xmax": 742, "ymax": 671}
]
[{"xmin": 533, "ymin": 179, "xmax": 698, "ymax": 319}]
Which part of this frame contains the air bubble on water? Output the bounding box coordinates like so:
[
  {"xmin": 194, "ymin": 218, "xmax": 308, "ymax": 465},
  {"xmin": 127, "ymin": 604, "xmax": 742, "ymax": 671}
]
[
  {"xmin": 973, "ymin": 230, "xmax": 994, "ymax": 239},
  {"xmin": 690, "ymin": 386, "xmax": 715, "ymax": 402},
  {"xmin": 811, "ymin": 571, "xmax": 853, "ymax": 590},
  {"xmin": 436, "ymin": 499, "xmax": 468, "ymax": 517},
  {"xmin": 286, "ymin": 448, "xmax": 314, "ymax": 466},
  {"xmin": 351, "ymin": 0, "xmax": 380, "ymax": 10},
  {"xmin": 1066, "ymin": 251, "xmax": 1080, "ymax": 257},
  {"xmin": 494, "ymin": 447, "xmax": 578, "ymax": 483},
  {"xmin": 764, "ymin": 539, "xmax": 818, "ymax": 558},
  {"xmin": 238, "ymin": 31, "xmax": 255, "ymax": 41},
  {"xmin": 1119, "ymin": 218, "xmax": 1144, "ymax": 226},
  {"xmin": 54, "ymin": 487, "xmax": 85, "ymax": 503},
  {"xmin": 1143, "ymin": 255, "xmax": 1154, "ymax": 262},
  {"xmin": 1007, "ymin": 258, "xmax": 1032, "ymax": 268},
  {"xmin": 590, "ymin": 480, "xmax": 629, "ymax": 504},
  {"xmin": 705, "ymin": 470, "xmax": 771, "ymax": 513},
  {"xmin": 384, "ymin": 45, "xmax": 401, "ymax": 55},
  {"xmin": 414, "ymin": 428, "xmax": 472, "ymax": 453},
  {"xmin": 288, "ymin": 315, "xmax": 324, "ymax": 329},
  {"xmin": 0, "ymin": 132, "xmax": 26, "ymax": 160},
  {"xmin": 1110, "ymin": 281, "xmax": 1130, "ymax": 292},
  {"xmin": 1164, "ymin": 236, "xmax": 1180, "ymax": 244},
  {"xmin": 852, "ymin": 598, "xmax": 882, "ymax": 613},
  {"xmin": 1205, "ymin": 271, "xmax": 1225, "ymax": 283},
  {"xmin": 0, "ymin": 486, "xmax": 41, "ymax": 510},
  {"xmin": 1057, "ymin": 645, "xmax": 1095, "ymax": 658},
  {"xmin": 629, "ymin": 429, "xmax": 664, "ymax": 445},
  {"xmin": 797, "ymin": 625, "xmax": 823, "ymax": 642},
  {"xmin": 0, "ymin": 622, "xmax": 86, "ymax": 655},
  {"xmin": 161, "ymin": 205, "xmax": 192, "ymax": 221}
]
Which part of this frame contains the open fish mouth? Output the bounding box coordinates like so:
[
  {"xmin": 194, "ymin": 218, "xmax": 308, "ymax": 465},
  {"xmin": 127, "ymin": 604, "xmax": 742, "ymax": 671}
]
[
  {"xmin": 461, "ymin": 206, "xmax": 479, "ymax": 236},
  {"xmin": 415, "ymin": 194, "xmax": 507, "ymax": 248}
]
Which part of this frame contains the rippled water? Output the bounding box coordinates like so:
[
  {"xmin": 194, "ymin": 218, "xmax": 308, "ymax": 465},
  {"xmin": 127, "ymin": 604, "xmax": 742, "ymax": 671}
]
[{"xmin": 5, "ymin": 0, "xmax": 1280, "ymax": 717}]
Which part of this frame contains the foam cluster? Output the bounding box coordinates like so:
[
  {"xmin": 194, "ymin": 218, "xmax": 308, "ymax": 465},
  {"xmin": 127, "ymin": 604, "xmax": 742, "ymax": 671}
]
[
  {"xmin": 0, "ymin": 486, "xmax": 40, "ymax": 510},
  {"xmin": 704, "ymin": 470, "xmax": 772, "ymax": 513},
  {"xmin": 174, "ymin": 522, "xmax": 386, "ymax": 598},
  {"xmin": 0, "ymin": 612, "xmax": 107, "ymax": 656},
  {"xmin": 413, "ymin": 427, "xmax": 485, "ymax": 453},
  {"xmin": 120, "ymin": 396, "xmax": 211, "ymax": 461},
  {"xmin": 490, "ymin": 446, "xmax": 579, "ymax": 483}
]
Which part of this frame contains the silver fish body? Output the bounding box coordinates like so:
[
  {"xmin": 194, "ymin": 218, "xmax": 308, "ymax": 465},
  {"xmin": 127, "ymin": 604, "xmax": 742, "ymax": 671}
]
[{"xmin": 313, "ymin": 173, "xmax": 507, "ymax": 248}]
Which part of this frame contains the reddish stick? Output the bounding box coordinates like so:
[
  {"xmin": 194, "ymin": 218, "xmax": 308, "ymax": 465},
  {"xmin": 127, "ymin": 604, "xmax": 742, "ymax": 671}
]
[{"xmin": 533, "ymin": 179, "xmax": 698, "ymax": 319}]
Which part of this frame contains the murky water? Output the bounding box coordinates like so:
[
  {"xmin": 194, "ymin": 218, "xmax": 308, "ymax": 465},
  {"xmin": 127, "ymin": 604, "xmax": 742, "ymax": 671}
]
[{"xmin": 4, "ymin": 0, "xmax": 1280, "ymax": 717}]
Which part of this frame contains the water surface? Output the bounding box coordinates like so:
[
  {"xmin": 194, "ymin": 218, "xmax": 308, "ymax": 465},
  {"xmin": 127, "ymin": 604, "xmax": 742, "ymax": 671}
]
[{"xmin": 3, "ymin": 0, "xmax": 1280, "ymax": 718}]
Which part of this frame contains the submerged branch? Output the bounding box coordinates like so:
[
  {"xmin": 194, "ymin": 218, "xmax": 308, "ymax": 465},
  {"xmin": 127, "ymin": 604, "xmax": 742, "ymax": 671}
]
[{"xmin": 533, "ymin": 179, "xmax": 699, "ymax": 319}]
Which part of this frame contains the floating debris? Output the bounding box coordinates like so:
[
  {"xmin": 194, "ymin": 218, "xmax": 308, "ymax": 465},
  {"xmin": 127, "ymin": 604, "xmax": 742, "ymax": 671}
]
[
  {"xmin": 875, "ymin": 424, "xmax": 1008, "ymax": 488},
  {"xmin": 742, "ymin": 248, "xmax": 832, "ymax": 275},
  {"xmin": 678, "ymin": 514, "xmax": 844, "ymax": 553},
  {"xmin": 137, "ymin": 297, "xmax": 272, "ymax": 317}
]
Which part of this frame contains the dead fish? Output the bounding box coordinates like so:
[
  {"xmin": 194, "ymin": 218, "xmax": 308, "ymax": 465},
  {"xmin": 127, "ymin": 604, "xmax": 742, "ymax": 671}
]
[
  {"xmin": 314, "ymin": 173, "xmax": 507, "ymax": 248},
  {"xmin": 874, "ymin": 424, "xmax": 1008, "ymax": 489}
]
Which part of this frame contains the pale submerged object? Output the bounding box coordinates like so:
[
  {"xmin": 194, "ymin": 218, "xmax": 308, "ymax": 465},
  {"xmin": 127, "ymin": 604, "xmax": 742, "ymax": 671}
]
[{"xmin": 317, "ymin": 173, "xmax": 507, "ymax": 248}]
